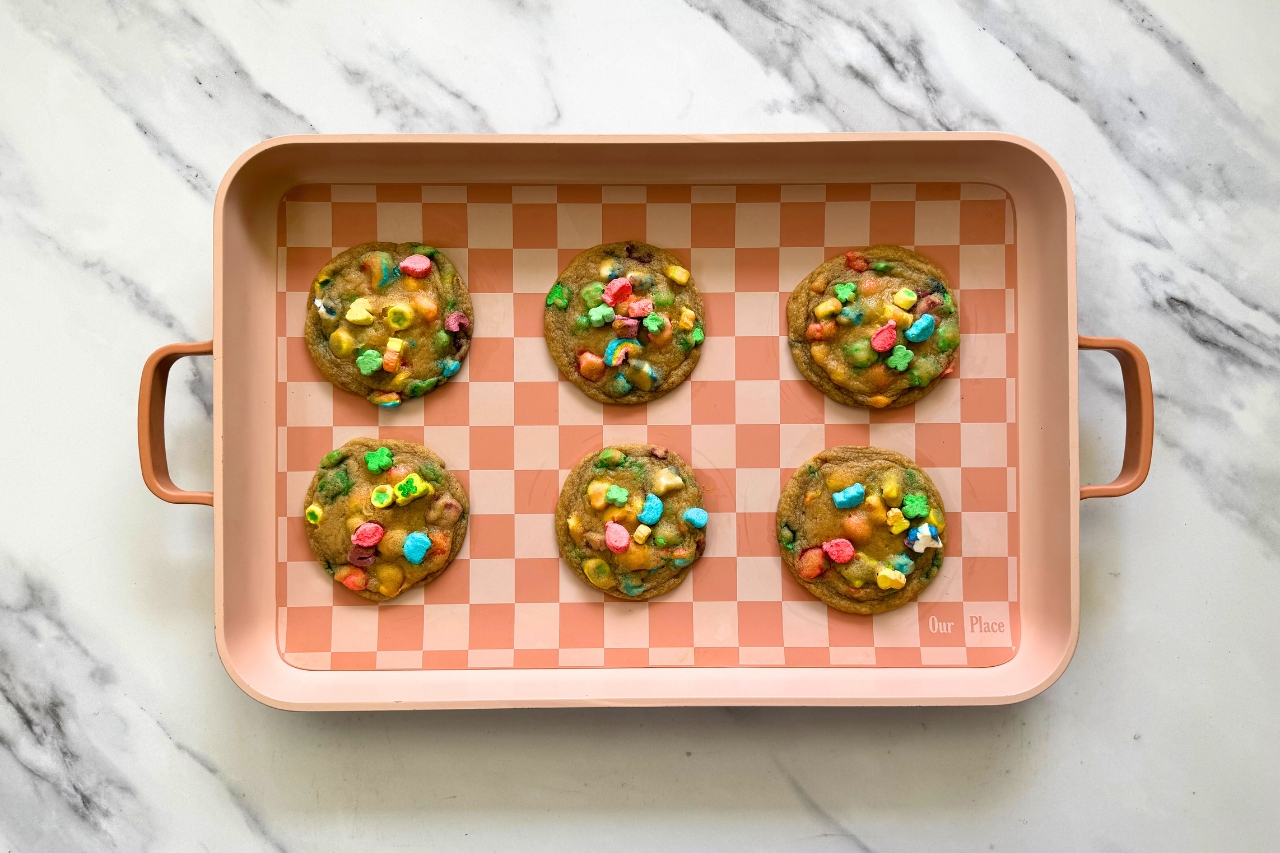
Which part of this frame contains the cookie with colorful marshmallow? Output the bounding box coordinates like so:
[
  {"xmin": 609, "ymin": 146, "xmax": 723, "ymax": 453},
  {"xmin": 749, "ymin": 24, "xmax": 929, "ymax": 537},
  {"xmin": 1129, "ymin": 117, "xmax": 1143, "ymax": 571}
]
[
  {"xmin": 776, "ymin": 445, "xmax": 946, "ymax": 615},
  {"xmin": 302, "ymin": 438, "xmax": 468, "ymax": 602},
  {"xmin": 304, "ymin": 242, "xmax": 473, "ymax": 408},
  {"xmin": 544, "ymin": 241, "xmax": 705, "ymax": 404},
  {"xmin": 787, "ymin": 245, "xmax": 959, "ymax": 409},
  {"xmin": 555, "ymin": 444, "xmax": 708, "ymax": 600}
]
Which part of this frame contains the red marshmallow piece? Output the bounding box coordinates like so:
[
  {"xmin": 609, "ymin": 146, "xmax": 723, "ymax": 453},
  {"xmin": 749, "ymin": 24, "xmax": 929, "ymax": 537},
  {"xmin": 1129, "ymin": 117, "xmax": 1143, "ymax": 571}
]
[
  {"xmin": 821, "ymin": 538, "xmax": 855, "ymax": 564},
  {"xmin": 351, "ymin": 522, "xmax": 385, "ymax": 547},
  {"xmin": 399, "ymin": 254, "xmax": 432, "ymax": 278},
  {"xmin": 845, "ymin": 251, "xmax": 869, "ymax": 272},
  {"xmin": 444, "ymin": 311, "xmax": 470, "ymax": 333},
  {"xmin": 870, "ymin": 321, "xmax": 898, "ymax": 353},
  {"xmin": 601, "ymin": 279, "xmax": 633, "ymax": 307},
  {"xmin": 627, "ymin": 298, "xmax": 654, "ymax": 318}
]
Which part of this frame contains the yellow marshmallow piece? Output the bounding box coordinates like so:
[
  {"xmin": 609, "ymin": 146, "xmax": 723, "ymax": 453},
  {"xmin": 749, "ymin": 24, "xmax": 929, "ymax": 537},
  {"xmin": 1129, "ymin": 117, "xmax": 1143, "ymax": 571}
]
[
  {"xmin": 373, "ymin": 564, "xmax": 404, "ymax": 597},
  {"xmin": 825, "ymin": 470, "xmax": 856, "ymax": 492},
  {"xmin": 328, "ymin": 328, "xmax": 355, "ymax": 358},
  {"xmin": 893, "ymin": 288, "xmax": 918, "ymax": 310},
  {"xmin": 881, "ymin": 478, "xmax": 902, "ymax": 507},
  {"xmin": 882, "ymin": 304, "xmax": 913, "ymax": 328},
  {"xmin": 582, "ymin": 558, "xmax": 615, "ymax": 590},
  {"xmin": 304, "ymin": 504, "xmax": 323, "ymax": 524},
  {"xmin": 345, "ymin": 297, "xmax": 375, "ymax": 325},
  {"xmin": 678, "ymin": 307, "xmax": 697, "ymax": 331},
  {"xmin": 927, "ymin": 507, "xmax": 946, "ymax": 532},
  {"xmin": 633, "ymin": 524, "xmax": 652, "ymax": 544},
  {"xmin": 650, "ymin": 468, "xmax": 684, "ymax": 496},
  {"xmin": 615, "ymin": 543, "xmax": 653, "ymax": 572},
  {"xmin": 587, "ymin": 480, "xmax": 610, "ymax": 510},
  {"xmin": 863, "ymin": 493, "xmax": 887, "ymax": 523},
  {"xmin": 370, "ymin": 484, "xmax": 394, "ymax": 509},
  {"xmin": 666, "ymin": 264, "xmax": 690, "ymax": 285},
  {"xmin": 887, "ymin": 507, "xmax": 909, "ymax": 534},
  {"xmin": 392, "ymin": 472, "xmax": 432, "ymax": 506},
  {"xmin": 814, "ymin": 298, "xmax": 842, "ymax": 320},
  {"xmin": 877, "ymin": 568, "xmax": 907, "ymax": 590},
  {"xmin": 602, "ymin": 503, "xmax": 638, "ymax": 527},
  {"xmin": 385, "ymin": 337, "xmax": 403, "ymax": 353},
  {"xmin": 567, "ymin": 515, "xmax": 586, "ymax": 545},
  {"xmin": 385, "ymin": 303, "xmax": 414, "ymax": 330}
]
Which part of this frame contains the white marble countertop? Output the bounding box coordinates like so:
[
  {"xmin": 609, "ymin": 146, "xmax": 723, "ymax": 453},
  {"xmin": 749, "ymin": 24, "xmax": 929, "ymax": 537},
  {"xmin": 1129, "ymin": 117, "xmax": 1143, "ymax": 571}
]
[{"xmin": 2, "ymin": 0, "xmax": 1278, "ymax": 849}]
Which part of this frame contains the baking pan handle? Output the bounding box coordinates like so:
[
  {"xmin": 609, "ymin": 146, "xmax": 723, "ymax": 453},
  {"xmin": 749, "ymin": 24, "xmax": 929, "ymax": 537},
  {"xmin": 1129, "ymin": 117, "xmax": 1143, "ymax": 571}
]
[
  {"xmin": 1078, "ymin": 335, "xmax": 1153, "ymax": 500},
  {"xmin": 138, "ymin": 340, "xmax": 215, "ymax": 506}
]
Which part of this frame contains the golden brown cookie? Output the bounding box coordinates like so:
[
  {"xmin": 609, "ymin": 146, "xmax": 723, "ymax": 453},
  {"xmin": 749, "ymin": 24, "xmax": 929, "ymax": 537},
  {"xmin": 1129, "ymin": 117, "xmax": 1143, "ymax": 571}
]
[
  {"xmin": 304, "ymin": 242, "xmax": 473, "ymax": 407},
  {"xmin": 555, "ymin": 444, "xmax": 707, "ymax": 600},
  {"xmin": 776, "ymin": 446, "xmax": 946, "ymax": 614},
  {"xmin": 302, "ymin": 438, "xmax": 469, "ymax": 602},
  {"xmin": 544, "ymin": 241, "xmax": 704, "ymax": 404},
  {"xmin": 787, "ymin": 245, "xmax": 959, "ymax": 409}
]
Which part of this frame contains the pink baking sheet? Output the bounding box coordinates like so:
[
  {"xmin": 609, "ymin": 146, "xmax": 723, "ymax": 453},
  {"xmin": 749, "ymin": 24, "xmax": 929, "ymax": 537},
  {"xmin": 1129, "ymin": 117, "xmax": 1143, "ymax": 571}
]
[{"xmin": 274, "ymin": 182, "xmax": 1018, "ymax": 671}]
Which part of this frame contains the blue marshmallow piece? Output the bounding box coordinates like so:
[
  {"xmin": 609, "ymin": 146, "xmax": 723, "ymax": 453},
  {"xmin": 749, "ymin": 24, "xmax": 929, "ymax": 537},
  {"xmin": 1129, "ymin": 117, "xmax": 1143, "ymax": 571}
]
[
  {"xmin": 638, "ymin": 493, "xmax": 664, "ymax": 526},
  {"xmin": 890, "ymin": 553, "xmax": 914, "ymax": 575},
  {"xmin": 832, "ymin": 483, "xmax": 865, "ymax": 509},
  {"xmin": 439, "ymin": 358, "xmax": 461, "ymax": 378},
  {"xmin": 905, "ymin": 314, "xmax": 936, "ymax": 343},
  {"xmin": 682, "ymin": 507, "xmax": 709, "ymax": 529},
  {"xmin": 403, "ymin": 531, "xmax": 433, "ymax": 565}
]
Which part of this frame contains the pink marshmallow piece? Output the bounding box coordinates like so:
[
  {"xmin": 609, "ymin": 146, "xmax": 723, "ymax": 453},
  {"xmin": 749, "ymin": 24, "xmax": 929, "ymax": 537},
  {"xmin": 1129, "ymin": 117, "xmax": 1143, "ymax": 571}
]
[
  {"xmin": 821, "ymin": 538, "xmax": 855, "ymax": 564},
  {"xmin": 612, "ymin": 316, "xmax": 640, "ymax": 337},
  {"xmin": 627, "ymin": 298, "xmax": 654, "ymax": 318},
  {"xmin": 604, "ymin": 521, "xmax": 631, "ymax": 554},
  {"xmin": 399, "ymin": 254, "xmax": 432, "ymax": 278},
  {"xmin": 601, "ymin": 278, "xmax": 633, "ymax": 307},
  {"xmin": 444, "ymin": 311, "xmax": 470, "ymax": 333}
]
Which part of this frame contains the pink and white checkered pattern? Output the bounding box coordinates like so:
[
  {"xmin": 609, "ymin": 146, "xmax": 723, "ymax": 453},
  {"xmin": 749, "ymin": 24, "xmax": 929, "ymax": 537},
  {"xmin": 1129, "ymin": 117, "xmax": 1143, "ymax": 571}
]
[{"xmin": 274, "ymin": 182, "xmax": 1019, "ymax": 671}]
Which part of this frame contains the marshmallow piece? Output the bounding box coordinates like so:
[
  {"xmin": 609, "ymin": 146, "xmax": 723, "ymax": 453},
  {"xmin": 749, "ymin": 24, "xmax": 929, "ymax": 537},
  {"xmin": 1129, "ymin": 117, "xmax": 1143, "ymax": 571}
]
[
  {"xmin": 651, "ymin": 468, "xmax": 684, "ymax": 496},
  {"xmin": 604, "ymin": 521, "xmax": 631, "ymax": 553}
]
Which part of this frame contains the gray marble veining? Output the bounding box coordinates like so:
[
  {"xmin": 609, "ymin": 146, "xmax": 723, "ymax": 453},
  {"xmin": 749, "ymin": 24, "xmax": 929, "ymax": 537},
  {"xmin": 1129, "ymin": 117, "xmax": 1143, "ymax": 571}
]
[
  {"xmin": 694, "ymin": 0, "xmax": 1280, "ymax": 536},
  {"xmin": 0, "ymin": 0, "xmax": 1277, "ymax": 850}
]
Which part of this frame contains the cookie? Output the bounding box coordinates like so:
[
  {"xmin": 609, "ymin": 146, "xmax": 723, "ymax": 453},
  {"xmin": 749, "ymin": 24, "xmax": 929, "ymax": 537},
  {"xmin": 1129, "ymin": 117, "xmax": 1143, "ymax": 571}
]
[
  {"xmin": 544, "ymin": 241, "xmax": 705, "ymax": 404},
  {"xmin": 304, "ymin": 242, "xmax": 474, "ymax": 408},
  {"xmin": 555, "ymin": 444, "xmax": 708, "ymax": 600},
  {"xmin": 302, "ymin": 438, "xmax": 469, "ymax": 602},
  {"xmin": 776, "ymin": 446, "xmax": 946, "ymax": 614},
  {"xmin": 787, "ymin": 246, "xmax": 959, "ymax": 409}
]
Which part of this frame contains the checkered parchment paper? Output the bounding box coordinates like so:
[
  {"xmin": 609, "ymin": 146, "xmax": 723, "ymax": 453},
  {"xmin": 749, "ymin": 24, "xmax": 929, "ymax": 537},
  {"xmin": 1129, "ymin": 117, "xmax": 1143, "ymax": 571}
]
[{"xmin": 274, "ymin": 182, "xmax": 1019, "ymax": 671}]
